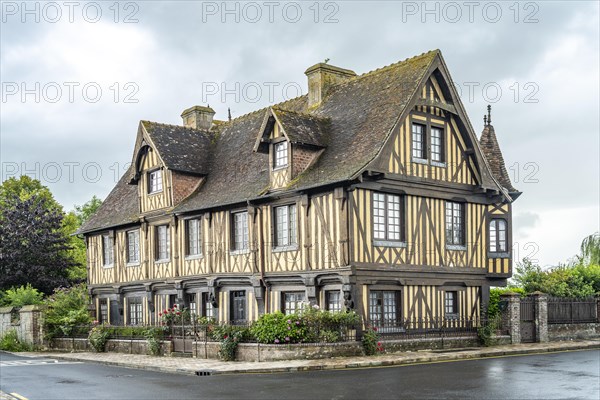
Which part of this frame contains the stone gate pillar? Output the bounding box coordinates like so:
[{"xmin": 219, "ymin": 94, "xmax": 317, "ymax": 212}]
[
  {"xmin": 500, "ymin": 292, "xmax": 521, "ymax": 344},
  {"xmin": 532, "ymin": 291, "xmax": 548, "ymax": 343}
]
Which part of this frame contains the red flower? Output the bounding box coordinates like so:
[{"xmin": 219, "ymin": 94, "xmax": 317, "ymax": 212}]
[
  {"xmin": 373, "ymin": 327, "xmax": 378, "ymax": 331},
  {"xmin": 176, "ymin": 312, "xmax": 181, "ymax": 316},
  {"xmin": 377, "ymin": 342, "xmax": 381, "ymax": 346},
  {"xmin": 224, "ymin": 335, "xmax": 228, "ymax": 339},
  {"xmin": 159, "ymin": 312, "xmax": 162, "ymax": 316},
  {"xmin": 163, "ymin": 309, "xmax": 167, "ymax": 314}
]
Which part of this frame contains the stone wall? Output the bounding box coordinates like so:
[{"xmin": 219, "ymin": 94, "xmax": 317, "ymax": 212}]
[
  {"xmin": 0, "ymin": 306, "xmax": 45, "ymax": 346},
  {"xmin": 50, "ymin": 338, "xmax": 172, "ymax": 356},
  {"xmin": 548, "ymin": 323, "xmax": 600, "ymax": 341}
]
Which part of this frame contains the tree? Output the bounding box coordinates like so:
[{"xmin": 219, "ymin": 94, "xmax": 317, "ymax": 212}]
[
  {"xmin": 0, "ymin": 176, "xmax": 62, "ymax": 212},
  {"xmin": 578, "ymin": 233, "xmax": 600, "ymax": 266},
  {"xmin": 64, "ymin": 196, "xmax": 103, "ymax": 281},
  {"xmin": 73, "ymin": 195, "xmax": 102, "ymax": 226},
  {"xmin": 0, "ymin": 194, "xmax": 72, "ymax": 294}
]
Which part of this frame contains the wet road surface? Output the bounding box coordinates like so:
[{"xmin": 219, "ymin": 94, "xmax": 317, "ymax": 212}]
[{"xmin": 1, "ymin": 349, "xmax": 598, "ymax": 399}]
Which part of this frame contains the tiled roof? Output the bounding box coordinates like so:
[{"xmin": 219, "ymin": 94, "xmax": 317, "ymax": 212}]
[
  {"xmin": 142, "ymin": 121, "xmax": 214, "ymax": 175},
  {"xmin": 479, "ymin": 123, "xmax": 517, "ymax": 193},
  {"xmin": 81, "ymin": 49, "xmax": 513, "ymax": 233}
]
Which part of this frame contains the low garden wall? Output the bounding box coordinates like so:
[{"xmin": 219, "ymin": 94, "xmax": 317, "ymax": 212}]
[
  {"xmin": 548, "ymin": 323, "xmax": 600, "ymax": 341},
  {"xmin": 50, "ymin": 337, "xmax": 172, "ymax": 356}
]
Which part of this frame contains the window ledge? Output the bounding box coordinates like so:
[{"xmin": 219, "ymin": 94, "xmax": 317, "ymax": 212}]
[
  {"xmin": 230, "ymin": 249, "xmax": 250, "ymax": 256},
  {"xmin": 446, "ymin": 245, "xmax": 467, "ymax": 251},
  {"xmin": 102, "ymin": 264, "xmax": 114, "ymax": 269},
  {"xmin": 126, "ymin": 262, "xmax": 140, "ymax": 267},
  {"xmin": 412, "ymin": 157, "xmax": 429, "ymax": 165},
  {"xmin": 445, "ymin": 313, "xmax": 459, "ymax": 320},
  {"xmin": 273, "ymin": 245, "xmax": 299, "ymax": 253},
  {"xmin": 272, "ymin": 166, "xmax": 288, "ymax": 172},
  {"xmin": 155, "ymin": 259, "xmax": 171, "ymax": 264},
  {"xmin": 431, "ymin": 161, "xmax": 446, "ymax": 168},
  {"xmin": 185, "ymin": 254, "xmax": 204, "ymax": 261},
  {"xmin": 373, "ymin": 240, "xmax": 407, "ymax": 248},
  {"xmin": 148, "ymin": 190, "xmax": 163, "ymax": 196},
  {"xmin": 488, "ymin": 252, "xmax": 510, "ymax": 259}
]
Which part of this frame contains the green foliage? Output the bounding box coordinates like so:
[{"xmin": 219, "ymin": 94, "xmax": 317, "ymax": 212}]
[
  {"xmin": 0, "ymin": 176, "xmax": 62, "ymax": 213},
  {"xmin": 0, "ymin": 284, "xmax": 44, "ymax": 307},
  {"xmin": 511, "ymin": 258, "xmax": 599, "ymax": 298},
  {"xmin": 144, "ymin": 327, "xmax": 165, "ymax": 356},
  {"xmin": 88, "ymin": 325, "xmax": 110, "ymax": 352},
  {"xmin": 44, "ymin": 284, "xmax": 92, "ymax": 338},
  {"xmin": 61, "ymin": 211, "xmax": 87, "ymax": 281},
  {"xmin": 73, "ymin": 195, "xmax": 103, "ymax": 226},
  {"xmin": 250, "ymin": 312, "xmax": 307, "ymax": 344},
  {"xmin": 0, "ymin": 329, "xmax": 33, "ymax": 352},
  {"xmin": 217, "ymin": 330, "xmax": 243, "ymax": 361},
  {"xmin": 361, "ymin": 326, "xmax": 383, "ymax": 356},
  {"xmin": 487, "ymin": 287, "xmax": 526, "ymax": 318},
  {"xmin": 250, "ymin": 307, "xmax": 360, "ymax": 345},
  {"xmin": 159, "ymin": 305, "xmax": 192, "ymax": 325},
  {"xmin": 478, "ymin": 315, "xmax": 502, "ymax": 347},
  {"xmin": 578, "ymin": 233, "xmax": 600, "ymax": 266}
]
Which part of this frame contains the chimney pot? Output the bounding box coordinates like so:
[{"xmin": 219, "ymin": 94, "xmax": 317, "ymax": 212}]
[
  {"xmin": 305, "ymin": 63, "xmax": 356, "ymax": 108},
  {"xmin": 181, "ymin": 105, "xmax": 215, "ymax": 130}
]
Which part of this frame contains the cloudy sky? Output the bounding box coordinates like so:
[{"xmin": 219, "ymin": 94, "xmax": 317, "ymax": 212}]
[{"xmin": 1, "ymin": 1, "xmax": 598, "ymax": 267}]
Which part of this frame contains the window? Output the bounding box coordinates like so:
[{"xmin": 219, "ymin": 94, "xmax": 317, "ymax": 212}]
[
  {"xmin": 186, "ymin": 219, "xmax": 202, "ymax": 257},
  {"xmin": 369, "ymin": 291, "xmax": 400, "ymax": 328},
  {"xmin": 274, "ymin": 141, "xmax": 288, "ymax": 169},
  {"xmin": 431, "ymin": 126, "xmax": 444, "ymax": 162},
  {"xmin": 128, "ymin": 297, "xmax": 143, "ymax": 326},
  {"xmin": 148, "ymin": 169, "xmax": 163, "ymax": 194},
  {"xmin": 186, "ymin": 293, "xmax": 197, "ymax": 316},
  {"xmin": 411, "ymin": 123, "xmax": 426, "ymax": 159},
  {"xmin": 230, "ymin": 291, "xmax": 246, "ymax": 323},
  {"xmin": 282, "ymin": 292, "xmax": 305, "ymax": 315},
  {"xmin": 102, "ymin": 234, "xmax": 113, "ymax": 266},
  {"xmin": 274, "ymin": 205, "xmax": 297, "ymax": 247},
  {"xmin": 326, "ymin": 291, "xmax": 342, "ymax": 313},
  {"xmin": 445, "ymin": 202, "xmax": 465, "ymax": 246},
  {"xmin": 126, "ymin": 230, "xmax": 140, "ymax": 264},
  {"xmin": 232, "ymin": 212, "xmax": 249, "ymax": 251},
  {"xmin": 373, "ymin": 193, "xmax": 403, "ymax": 242},
  {"xmin": 155, "ymin": 225, "xmax": 170, "ymax": 261},
  {"xmin": 99, "ymin": 299, "xmax": 109, "ymax": 324},
  {"xmin": 489, "ymin": 219, "xmax": 508, "ymax": 253},
  {"xmin": 445, "ymin": 291, "xmax": 458, "ymax": 316},
  {"xmin": 202, "ymin": 293, "xmax": 214, "ymax": 318}
]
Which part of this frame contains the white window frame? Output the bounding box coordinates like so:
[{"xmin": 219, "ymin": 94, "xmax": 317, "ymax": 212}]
[
  {"xmin": 148, "ymin": 169, "xmax": 163, "ymax": 194},
  {"xmin": 274, "ymin": 204, "xmax": 297, "ymax": 249},
  {"xmin": 373, "ymin": 193, "xmax": 404, "ymax": 245},
  {"xmin": 126, "ymin": 230, "xmax": 140, "ymax": 265},
  {"xmin": 445, "ymin": 202, "xmax": 465, "ymax": 247},
  {"xmin": 155, "ymin": 225, "xmax": 170, "ymax": 261},
  {"xmin": 232, "ymin": 211, "xmax": 249, "ymax": 252},
  {"xmin": 489, "ymin": 219, "xmax": 508, "ymax": 253},
  {"xmin": 186, "ymin": 219, "xmax": 202, "ymax": 257},
  {"xmin": 102, "ymin": 234, "xmax": 113, "ymax": 267},
  {"xmin": 273, "ymin": 141, "xmax": 288, "ymax": 169}
]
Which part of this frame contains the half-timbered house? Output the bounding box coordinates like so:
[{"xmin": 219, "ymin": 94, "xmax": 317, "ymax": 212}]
[{"xmin": 80, "ymin": 50, "xmax": 520, "ymax": 327}]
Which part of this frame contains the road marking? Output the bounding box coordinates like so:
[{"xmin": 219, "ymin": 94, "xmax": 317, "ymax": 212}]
[
  {"xmin": 10, "ymin": 394, "xmax": 28, "ymax": 400},
  {"xmin": 0, "ymin": 360, "xmax": 83, "ymax": 367}
]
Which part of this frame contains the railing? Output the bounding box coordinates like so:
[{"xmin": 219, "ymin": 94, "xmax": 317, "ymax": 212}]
[
  {"xmin": 548, "ymin": 297, "xmax": 598, "ymax": 324},
  {"xmin": 366, "ymin": 317, "xmax": 488, "ymax": 340}
]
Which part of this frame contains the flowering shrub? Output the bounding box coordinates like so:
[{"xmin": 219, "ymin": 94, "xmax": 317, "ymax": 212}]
[
  {"xmin": 250, "ymin": 306, "xmax": 360, "ymax": 344},
  {"xmin": 218, "ymin": 331, "xmax": 242, "ymax": 361},
  {"xmin": 158, "ymin": 305, "xmax": 191, "ymax": 325},
  {"xmin": 44, "ymin": 284, "xmax": 92, "ymax": 339},
  {"xmin": 88, "ymin": 325, "xmax": 110, "ymax": 352},
  {"xmin": 361, "ymin": 326, "xmax": 383, "ymax": 356}
]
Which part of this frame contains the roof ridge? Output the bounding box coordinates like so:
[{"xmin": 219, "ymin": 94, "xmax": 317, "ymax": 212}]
[
  {"xmin": 223, "ymin": 94, "xmax": 308, "ymax": 125},
  {"xmin": 141, "ymin": 119, "xmax": 211, "ymax": 134}
]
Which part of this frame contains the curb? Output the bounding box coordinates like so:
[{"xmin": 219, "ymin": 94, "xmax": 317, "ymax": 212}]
[{"xmin": 22, "ymin": 341, "xmax": 600, "ymax": 376}]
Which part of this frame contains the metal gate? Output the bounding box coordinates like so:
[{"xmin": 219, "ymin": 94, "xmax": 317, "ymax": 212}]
[
  {"xmin": 520, "ymin": 297, "xmax": 536, "ymax": 343},
  {"xmin": 171, "ymin": 324, "xmax": 195, "ymax": 353}
]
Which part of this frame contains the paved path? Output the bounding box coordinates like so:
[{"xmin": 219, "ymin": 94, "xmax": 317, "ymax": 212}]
[{"xmin": 16, "ymin": 339, "xmax": 600, "ymax": 375}]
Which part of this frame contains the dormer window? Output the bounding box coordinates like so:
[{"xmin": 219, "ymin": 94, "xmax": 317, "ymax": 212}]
[
  {"xmin": 148, "ymin": 169, "xmax": 163, "ymax": 194},
  {"xmin": 274, "ymin": 141, "xmax": 288, "ymax": 169}
]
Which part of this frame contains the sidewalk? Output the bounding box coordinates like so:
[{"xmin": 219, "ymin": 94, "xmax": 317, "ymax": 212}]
[{"xmin": 20, "ymin": 339, "xmax": 600, "ymax": 376}]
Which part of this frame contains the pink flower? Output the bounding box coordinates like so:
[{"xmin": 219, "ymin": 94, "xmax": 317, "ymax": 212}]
[
  {"xmin": 287, "ymin": 319, "xmax": 292, "ymax": 324},
  {"xmin": 274, "ymin": 339, "xmax": 280, "ymax": 344},
  {"xmin": 285, "ymin": 337, "xmax": 290, "ymax": 342}
]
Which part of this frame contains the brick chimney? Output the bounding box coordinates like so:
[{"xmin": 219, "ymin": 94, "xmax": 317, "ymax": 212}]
[
  {"xmin": 305, "ymin": 63, "xmax": 356, "ymax": 108},
  {"xmin": 181, "ymin": 105, "xmax": 215, "ymax": 130}
]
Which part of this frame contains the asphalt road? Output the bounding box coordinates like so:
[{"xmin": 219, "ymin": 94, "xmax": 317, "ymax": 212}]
[{"xmin": 1, "ymin": 349, "xmax": 598, "ymax": 400}]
